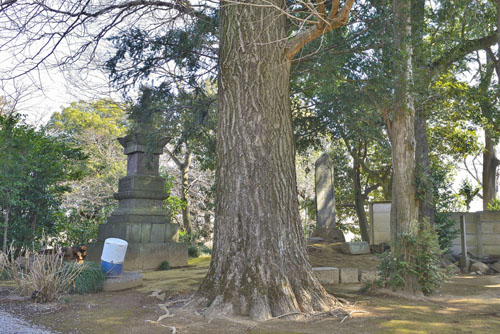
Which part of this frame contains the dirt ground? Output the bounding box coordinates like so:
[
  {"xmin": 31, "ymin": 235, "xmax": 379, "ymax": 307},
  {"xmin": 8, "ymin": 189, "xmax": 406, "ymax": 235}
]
[{"xmin": 1, "ymin": 245, "xmax": 499, "ymax": 334}]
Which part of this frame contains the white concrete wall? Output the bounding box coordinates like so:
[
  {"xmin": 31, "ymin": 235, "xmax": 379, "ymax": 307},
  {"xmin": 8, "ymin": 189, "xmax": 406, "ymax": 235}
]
[
  {"xmin": 370, "ymin": 203, "xmax": 500, "ymax": 257},
  {"xmin": 450, "ymin": 212, "xmax": 500, "ymax": 257}
]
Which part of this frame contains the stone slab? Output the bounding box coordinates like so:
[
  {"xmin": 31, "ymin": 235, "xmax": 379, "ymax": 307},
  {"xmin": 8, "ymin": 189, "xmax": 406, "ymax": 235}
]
[
  {"xmin": 359, "ymin": 270, "xmax": 378, "ymax": 282},
  {"xmin": 315, "ymin": 153, "xmax": 336, "ymax": 229},
  {"xmin": 341, "ymin": 241, "xmax": 370, "ymax": 255},
  {"xmin": 340, "ymin": 267, "xmax": 359, "ymax": 284},
  {"xmin": 102, "ymin": 271, "xmax": 143, "ymax": 292},
  {"xmin": 86, "ymin": 242, "xmax": 188, "ymax": 270},
  {"xmin": 491, "ymin": 262, "xmax": 500, "ymax": 273},
  {"xmin": 313, "ymin": 267, "xmax": 339, "ymax": 285}
]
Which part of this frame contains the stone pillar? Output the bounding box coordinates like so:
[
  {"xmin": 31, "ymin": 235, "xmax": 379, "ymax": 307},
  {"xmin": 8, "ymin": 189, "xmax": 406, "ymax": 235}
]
[
  {"xmin": 312, "ymin": 153, "xmax": 345, "ymax": 242},
  {"xmin": 86, "ymin": 131, "xmax": 187, "ymax": 270}
]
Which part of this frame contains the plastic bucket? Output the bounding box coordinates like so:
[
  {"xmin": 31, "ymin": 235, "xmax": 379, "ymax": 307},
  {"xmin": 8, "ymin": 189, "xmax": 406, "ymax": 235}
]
[{"xmin": 101, "ymin": 238, "xmax": 128, "ymax": 276}]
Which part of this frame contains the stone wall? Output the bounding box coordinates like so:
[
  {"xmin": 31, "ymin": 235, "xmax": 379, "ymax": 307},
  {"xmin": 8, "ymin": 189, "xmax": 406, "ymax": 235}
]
[
  {"xmin": 369, "ymin": 202, "xmax": 500, "ymax": 257},
  {"xmin": 449, "ymin": 211, "xmax": 500, "ymax": 258}
]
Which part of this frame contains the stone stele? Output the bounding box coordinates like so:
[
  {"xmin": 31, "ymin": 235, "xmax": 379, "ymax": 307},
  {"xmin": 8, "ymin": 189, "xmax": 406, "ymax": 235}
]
[
  {"xmin": 341, "ymin": 241, "xmax": 371, "ymax": 255},
  {"xmin": 311, "ymin": 153, "xmax": 345, "ymax": 242},
  {"xmin": 86, "ymin": 131, "xmax": 187, "ymax": 270}
]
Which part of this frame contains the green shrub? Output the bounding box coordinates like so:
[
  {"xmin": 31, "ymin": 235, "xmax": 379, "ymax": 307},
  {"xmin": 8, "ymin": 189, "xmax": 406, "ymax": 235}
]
[
  {"xmin": 188, "ymin": 244, "xmax": 200, "ymax": 258},
  {"xmin": 487, "ymin": 198, "xmax": 500, "ymax": 211},
  {"xmin": 158, "ymin": 261, "xmax": 170, "ymax": 270},
  {"xmin": 378, "ymin": 221, "xmax": 448, "ymax": 295},
  {"xmin": 434, "ymin": 212, "xmax": 459, "ymax": 251},
  {"xmin": 66, "ymin": 261, "xmax": 105, "ymax": 294}
]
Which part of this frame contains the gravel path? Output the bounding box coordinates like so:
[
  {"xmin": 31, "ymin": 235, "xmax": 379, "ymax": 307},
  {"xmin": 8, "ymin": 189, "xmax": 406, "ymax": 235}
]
[{"xmin": 0, "ymin": 311, "xmax": 54, "ymax": 334}]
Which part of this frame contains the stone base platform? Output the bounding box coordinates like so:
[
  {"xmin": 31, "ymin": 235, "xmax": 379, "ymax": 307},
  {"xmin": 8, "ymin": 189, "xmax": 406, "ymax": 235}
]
[
  {"xmin": 86, "ymin": 241, "xmax": 188, "ymax": 270},
  {"xmin": 313, "ymin": 267, "xmax": 378, "ymax": 285},
  {"xmin": 103, "ymin": 272, "xmax": 143, "ymax": 292}
]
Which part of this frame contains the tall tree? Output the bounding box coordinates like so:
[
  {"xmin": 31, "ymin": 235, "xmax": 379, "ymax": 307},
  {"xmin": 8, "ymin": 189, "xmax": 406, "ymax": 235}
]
[{"xmin": 194, "ymin": 0, "xmax": 354, "ymax": 319}]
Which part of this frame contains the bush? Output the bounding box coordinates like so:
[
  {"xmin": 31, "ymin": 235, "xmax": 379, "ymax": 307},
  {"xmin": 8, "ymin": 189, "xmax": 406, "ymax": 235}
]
[
  {"xmin": 434, "ymin": 212, "xmax": 459, "ymax": 251},
  {"xmin": 378, "ymin": 222, "xmax": 448, "ymax": 295},
  {"xmin": 487, "ymin": 198, "xmax": 500, "ymax": 211},
  {"xmin": 158, "ymin": 261, "xmax": 170, "ymax": 270},
  {"xmin": 66, "ymin": 261, "xmax": 105, "ymax": 294},
  {"xmin": 188, "ymin": 244, "xmax": 200, "ymax": 258}
]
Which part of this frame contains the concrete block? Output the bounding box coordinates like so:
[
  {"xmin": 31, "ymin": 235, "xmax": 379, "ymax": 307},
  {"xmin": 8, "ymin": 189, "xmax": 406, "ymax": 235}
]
[
  {"xmin": 341, "ymin": 242, "xmax": 370, "ymax": 255},
  {"xmin": 483, "ymin": 245, "xmax": 500, "ymax": 257},
  {"xmin": 481, "ymin": 234, "xmax": 500, "ymax": 245},
  {"xmin": 374, "ymin": 232, "xmax": 391, "ymax": 244},
  {"xmin": 150, "ymin": 224, "xmax": 166, "ymax": 243},
  {"xmin": 340, "ymin": 267, "xmax": 359, "ymax": 284},
  {"xmin": 126, "ymin": 223, "xmax": 142, "ymax": 243},
  {"xmin": 102, "ymin": 272, "xmax": 143, "ymax": 292},
  {"xmin": 140, "ymin": 224, "xmax": 152, "ymax": 243},
  {"xmin": 313, "ymin": 267, "xmax": 340, "ymax": 285},
  {"xmin": 359, "ymin": 270, "xmax": 378, "ymax": 282}
]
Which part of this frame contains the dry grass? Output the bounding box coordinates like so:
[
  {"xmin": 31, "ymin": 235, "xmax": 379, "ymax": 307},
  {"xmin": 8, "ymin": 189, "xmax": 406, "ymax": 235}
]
[{"xmin": 1, "ymin": 248, "xmax": 85, "ymax": 302}]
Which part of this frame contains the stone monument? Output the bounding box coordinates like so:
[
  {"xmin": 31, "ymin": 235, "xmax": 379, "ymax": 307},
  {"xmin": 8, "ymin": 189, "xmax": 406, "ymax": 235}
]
[
  {"xmin": 86, "ymin": 129, "xmax": 187, "ymax": 270},
  {"xmin": 311, "ymin": 153, "xmax": 345, "ymax": 243}
]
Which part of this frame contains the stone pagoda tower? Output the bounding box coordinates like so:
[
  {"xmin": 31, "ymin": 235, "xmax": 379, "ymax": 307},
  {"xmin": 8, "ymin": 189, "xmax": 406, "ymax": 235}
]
[{"xmin": 87, "ymin": 129, "xmax": 187, "ymax": 270}]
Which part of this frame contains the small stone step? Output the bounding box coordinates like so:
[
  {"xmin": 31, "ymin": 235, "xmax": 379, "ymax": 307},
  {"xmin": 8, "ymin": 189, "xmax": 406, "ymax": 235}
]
[
  {"xmin": 340, "ymin": 267, "xmax": 359, "ymax": 284},
  {"xmin": 313, "ymin": 267, "xmax": 340, "ymax": 285},
  {"xmin": 102, "ymin": 271, "xmax": 143, "ymax": 292},
  {"xmin": 359, "ymin": 269, "xmax": 378, "ymax": 283}
]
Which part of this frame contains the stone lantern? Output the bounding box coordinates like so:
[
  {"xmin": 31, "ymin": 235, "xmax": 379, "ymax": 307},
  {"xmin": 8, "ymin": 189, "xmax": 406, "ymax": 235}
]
[{"xmin": 86, "ymin": 130, "xmax": 187, "ymax": 270}]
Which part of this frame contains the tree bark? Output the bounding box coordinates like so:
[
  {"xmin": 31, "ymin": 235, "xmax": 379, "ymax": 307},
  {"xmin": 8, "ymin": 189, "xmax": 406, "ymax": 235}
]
[
  {"xmin": 181, "ymin": 150, "xmax": 193, "ymax": 235},
  {"xmin": 353, "ymin": 152, "xmax": 370, "ymax": 242},
  {"xmin": 390, "ymin": 0, "xmax": 419, "ymax": 292},
  {"xmin": 194, "ymin": 0, "xmax": 337, "ymax": 320},
  {"xmin": 2, "ymin": 206, "xmax": 9, "ymax": 253},
  {"xmin": 411, "ymin": 0, "xmax": 434, "ymax": 226},
  {"xmin": 414, "ymin": 115, "xmax": 434, "ymax": 225},
  {"xmin": 483, "ymin": 130, "xmax": 499, "ymax": 210}
]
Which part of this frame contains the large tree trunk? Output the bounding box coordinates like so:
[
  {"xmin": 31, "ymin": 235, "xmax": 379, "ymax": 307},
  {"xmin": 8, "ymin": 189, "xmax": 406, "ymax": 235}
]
[
  {"xmin": 483, "ymin": 131, "xmax": 499, "ymax": 210},
  {"xmin": 195, "ymin": 0, "xmax": 336, "ymax": 320},
  {"xmin": 390, "ymin": 0, "xmax": 419, "ymax": 292}
]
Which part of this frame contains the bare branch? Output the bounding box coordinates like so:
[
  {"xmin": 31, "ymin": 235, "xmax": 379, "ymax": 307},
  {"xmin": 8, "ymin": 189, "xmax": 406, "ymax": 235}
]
[{"xmin": 286, "ymin": 0, "xmax": 354, "ymax": 60}]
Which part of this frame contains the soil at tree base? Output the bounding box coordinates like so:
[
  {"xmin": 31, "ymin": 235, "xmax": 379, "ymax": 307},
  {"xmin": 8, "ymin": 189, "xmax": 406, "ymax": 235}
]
[{"xmin": 0, "ymin": 255, "xmax": 499, "ymax": 333}]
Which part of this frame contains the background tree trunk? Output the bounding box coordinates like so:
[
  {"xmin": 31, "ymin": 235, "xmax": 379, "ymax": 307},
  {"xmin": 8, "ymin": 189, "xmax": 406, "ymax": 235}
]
[
  {"xmin": 195, "ymin": 0, "xmax": 336, "ymax": 320},
  {"xmin": 483, "ymin": 131, "xmax": 499, "ymax": 210},
  {"xmin": 479, "ymin": 54, "xmax": 497, "ymax": 210},
  {"xmin": 181, "ymin": 150, "xmax": 193, "ymax": 235},
  {"xmin": 2, "ymin": 206, "xmax": 9, "ymax": 253},
  {"xmin": 411, "ymin": 0, "xmax": 434, "ymax": 226},
  {"xmin": 390, "ymin": 0, "xmax": 420, "ymax": 292},
  {"xmin": 353, "ymin": 154, "xmax": 370, "ymax": 242},
  {"xmin": 415, "ymin": 115, "xmax": 435, "ymax": 225}
]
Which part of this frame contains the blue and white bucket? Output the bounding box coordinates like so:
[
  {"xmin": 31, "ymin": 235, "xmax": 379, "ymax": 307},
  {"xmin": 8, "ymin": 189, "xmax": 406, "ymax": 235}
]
[{"xmin": 101, "ymin": 238, "xmax": 128, "ymax": 276}]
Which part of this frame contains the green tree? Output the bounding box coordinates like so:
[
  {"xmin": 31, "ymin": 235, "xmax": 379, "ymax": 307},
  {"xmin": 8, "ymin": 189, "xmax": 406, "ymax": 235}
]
[
  {"xmin": 0, "ymin": 114, "xmax": 85, "ymax": 251},
  {"xmin": 47, "ymin": 100, "xmax": 129, "ymax": 244},
  {"xmin": 47, "ymin": 100, "xmax": 128, "ymax": 214}
]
